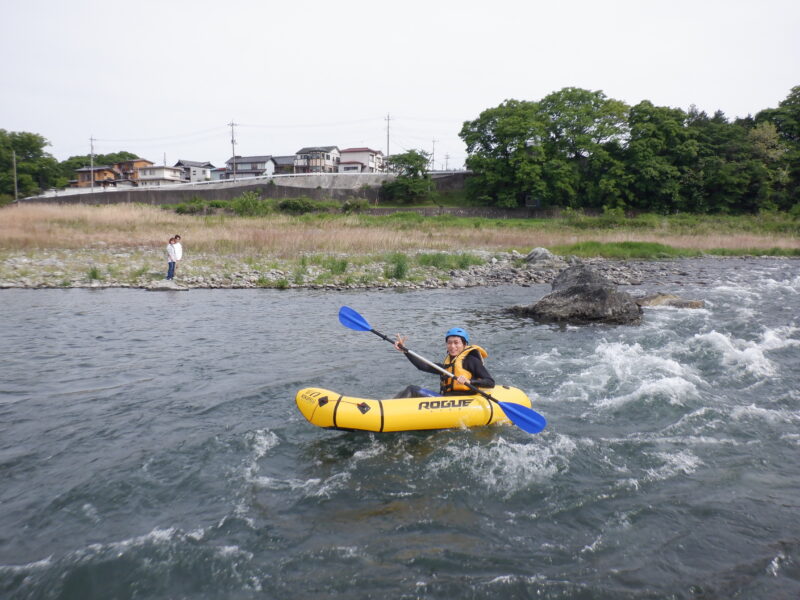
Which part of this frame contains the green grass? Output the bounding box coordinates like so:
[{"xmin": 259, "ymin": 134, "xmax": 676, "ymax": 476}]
[
  {"xmin": 384, "ymin": 253, "xmax": 409, "ymax": 279},
  {"xmin": 551, "ymin": 241, "xmax": 700, "ymax": 259},
  {"xmin": 416, "ymin": 252, "xmax": 485, "ymax": 269},
  {"xmin": 551, "ymin": 241, "xmax": 800, "ymax": 259},
  {"xmin": 706, "ymin": 247, "xmax": 800, "ymax": 257}
]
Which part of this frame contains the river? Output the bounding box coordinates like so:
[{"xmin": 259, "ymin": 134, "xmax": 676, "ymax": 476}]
[{"xmin": 1, "ymin": 258, "xmax": 798, "ymax": 599}]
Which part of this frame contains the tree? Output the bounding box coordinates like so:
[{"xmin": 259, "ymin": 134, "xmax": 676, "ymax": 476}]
[
  {"xmin": 386, "ymin": 149, "xmax": 430, "ymax": 178},
  {"xmin": 0, "ymin": 130, "xmax": 61, "ymax": 198},
  {"xmin": 460, "ymin": 99, "xmax": 548, "ymax": 207},
  {"xmin": 623, "ymin": 101, "xmax": 697, "ymax": 213},
  {"xmin": 460, "ymin": 88, "xmax": 629, "ymax": 208},
  {"xmin": 57, "ymin": 150, "xmax": 139, "ymax": 182},
  {"xmin": 755, "ymin": 86, "xmax": 800, "ymax": 206},
  {"xmin": 382, "ymin": 150, "xmax": 433, "ymax": 204}
]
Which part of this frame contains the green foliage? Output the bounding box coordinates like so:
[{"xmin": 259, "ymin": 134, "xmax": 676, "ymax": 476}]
[
  {"xmin": 341, "ymin": 198, "xmax": 369, "ymax": 213},
  {"xmin": 322, "ymin": 256, "xmax": 348, "ymax": 274},
  {"xmin": 0, "ymin": 130, "xmax": 61, "ymax": 197},
  {"xmin": 382, "ymin": 149, "xmax": 434, "ymax": 205},
  {"xmin": 277, "ymin": 196, "xmax": 316, "ymax": 215},
  {"xmin": 381, "ymin": 176, "xmax": 432, "ymax": 204},
  {"xmin": 384, "ymin": 253, "xmax": 409, "ymax": 279},
  {"xmin": 386, "ymin": 150, "xmax": 430, "ymax": 178},
  {"xmin": 461, "ymin": 85, "xmax": 800, "ymax": 214},
  {"xmin": 87, "ymin": 266, "xmax": 103, "ymax": 280},
  {"xmin": 552, "ymin": 241, "xmax": 699, "ymax": 259},
  {"xmin": 232, "ymin": 191, "xmax": 271, "ymax": 216},
  {"xmin": 174, "ymin": 199, "xmax": 209, "ymax": 215},
  {"xmin": 706, "ymin": 247, "xmax": 800, "ymax": 257},
  {"xmin": 416, "ymin": 252, "xmax": 484, "ymax": 269}
]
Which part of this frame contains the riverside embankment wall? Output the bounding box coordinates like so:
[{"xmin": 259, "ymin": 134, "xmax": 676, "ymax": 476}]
[{"xmin": 25, "ymin": 172, "xmax": 472, "ymax": 206}]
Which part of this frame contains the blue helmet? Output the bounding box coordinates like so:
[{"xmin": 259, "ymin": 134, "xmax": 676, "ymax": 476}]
[{"xmin": 445, "ymin": 327, "xmax": 470, "ymax": 345}]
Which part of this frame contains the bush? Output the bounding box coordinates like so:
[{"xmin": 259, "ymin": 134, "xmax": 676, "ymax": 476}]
[
  {"xmin": 341, "ymin": 198, "xmax": 369, "ymax": 214},
  {"xmin": 384, "ymin": 253, "xmax": 409, "ymax": 279},
  {"xmin": 278, "ymin": 197, "xmax": 316, "ymax": 215},
  {"xmin": 175, "ymin": 201, "xmax": 207, "ymax": 215},
  {"xmin": 322, "ymin": 256, "xmax": 348, "ymax": 274},
  {"xmin": 231, "ymin": 191, "xmax": 270, "ymax": 216},
  {"xmin": 381, "ymin": 176, "xmax": 432, "ymax": 204}
]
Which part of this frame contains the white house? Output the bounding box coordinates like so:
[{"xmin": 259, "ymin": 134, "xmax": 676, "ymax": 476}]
[
  {"xmin": 338, "ymin": 147, "xmax": 385, "ymax": 173},
  {"xmin": 294, "ymin": 146, "xmax": 340, "ymax": 173},
  {"xmin": 224, "ymin": 155, "xmax": 276, "ymax": 179},
  {"xmin": 174, "ymin": 159, "xmax": 214, "ymax": 182},
  {"xmin": 137, "ymin": 165, "xmax": 184, "ymax": 186}
]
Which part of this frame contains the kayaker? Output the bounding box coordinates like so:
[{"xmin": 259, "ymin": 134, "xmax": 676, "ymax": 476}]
[{"xmin": 393, "ymin": 327, "xmax": 495, "ymax": 398}]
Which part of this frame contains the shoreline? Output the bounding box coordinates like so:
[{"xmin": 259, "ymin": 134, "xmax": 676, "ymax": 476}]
[{"xmin": 1, "ymin": 249, "xmax": 793, "ymax": 291}]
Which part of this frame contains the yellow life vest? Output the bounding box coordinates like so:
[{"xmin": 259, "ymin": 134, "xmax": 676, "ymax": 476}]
[{"xmin": 441, "ymin": 345, "xmax": 489, "ymax": 393}]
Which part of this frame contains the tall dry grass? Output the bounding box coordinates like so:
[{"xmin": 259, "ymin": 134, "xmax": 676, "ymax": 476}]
[{"xmin": 1, "ymin": 203, "xmax": 797, "ymax": 256}]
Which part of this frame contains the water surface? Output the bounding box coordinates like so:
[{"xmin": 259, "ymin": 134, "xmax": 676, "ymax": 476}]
[{"xmin": 1, "ymin": 258, "xmax": 799, "ymax": 599}]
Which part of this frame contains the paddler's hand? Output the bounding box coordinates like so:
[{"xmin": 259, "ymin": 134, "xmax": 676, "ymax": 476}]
[
  {"xmin": 393, "ymin": 334, "xmax": 408, "ymax": 352},
  {"xmin": 456, "ymin": 375, "xmax": 469, "ymax": 385}
]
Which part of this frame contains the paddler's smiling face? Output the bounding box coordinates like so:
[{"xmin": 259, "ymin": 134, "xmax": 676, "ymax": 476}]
[{"xmin": 446, "ymin": 336, "xmax": 465, "ymax": 356}]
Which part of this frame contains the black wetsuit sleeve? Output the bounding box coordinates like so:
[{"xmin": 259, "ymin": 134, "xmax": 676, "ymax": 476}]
[
  {"xmin": 404, "ymin": 351, "xmax": 443, "ymax": 375},
  {"xmin": 462, "ymin": 352, "xmax": 495, "ymax": 388}
]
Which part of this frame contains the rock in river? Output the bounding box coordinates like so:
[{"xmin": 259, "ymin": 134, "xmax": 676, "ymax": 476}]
[{"xmin": 510, "ymin": 264, "xmax": 643, "ymax": 325}]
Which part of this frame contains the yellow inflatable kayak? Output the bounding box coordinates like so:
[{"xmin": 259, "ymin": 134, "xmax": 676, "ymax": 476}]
[{"xmin": 295, "ymin": 385, "xmax": 533, "ymax": 433}]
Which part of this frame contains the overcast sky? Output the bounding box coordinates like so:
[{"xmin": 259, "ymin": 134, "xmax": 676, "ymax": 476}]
[{"xmin": 2, "ymin": 0, "xmax": 798, "ymax": 170}]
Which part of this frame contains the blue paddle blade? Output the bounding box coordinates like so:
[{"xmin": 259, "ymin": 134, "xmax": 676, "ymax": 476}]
[
  {"xmin": 497, "ymin": 401, "xmax": 547, "ymax": 434},
  {"xmin": 339, "ymin": 306, "xmax": 372, "ymax": 332}
]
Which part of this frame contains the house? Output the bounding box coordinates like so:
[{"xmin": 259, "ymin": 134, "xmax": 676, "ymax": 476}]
[
  {"xmin": 74, "ymin": 166, "xmax": 120, "ymax": 188},
  {"xmin": 210, "ymin": 167, "xmax": 228, "ymax": 181},
  {"xmin": 338, "ymin": 148, "xmax": 385, "ymax": 173},
  {"xmin": 272, "ymin": 155, "xmax": 296, "ymax": 174},
  {"xmin": 224, "ymin": 155, "xmax": 276, "ymax": 179},
  {"xmin": 294, "ymin": 146, "xmax": 340, "ymax": 173},
  {"xmin": 115, "ymin": 158, "xmax": 154, "ymax": 183},
  {"xmin": 174, "ymin": 159, "xmax": 215, "ymax": 182},
  {"xmin": 137, "ymin": 165, "xmax": 184, "ymax": 186}
]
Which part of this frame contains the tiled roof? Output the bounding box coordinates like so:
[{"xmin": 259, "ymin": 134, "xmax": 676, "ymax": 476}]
[
  {"xmin": 225, "ymin": 155, "xmax": 276, "ymax": 163},
  {"xmin": 295, "ymin": 146, "xmax": 339, "ymax": 154},
  {"xmin": 174, "ymin": 159, "xmax": 215, "ymax": 168},
  {"xmin": 340, "ymin": 147, "xmax": 382, "ymax": 154}
]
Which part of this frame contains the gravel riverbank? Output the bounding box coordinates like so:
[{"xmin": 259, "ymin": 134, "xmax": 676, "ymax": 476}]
[{"xmin": 0, "ymin": 248, "xmax": 787, "ymax": 291}]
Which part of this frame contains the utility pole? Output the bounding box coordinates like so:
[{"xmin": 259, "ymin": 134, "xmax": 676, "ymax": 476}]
[
  {"xmin": 385, "ymin": 113, "xmax": 391, "ymax": 169},
  {"xmin": 12, "ymin": 150, "xmax": 18, "ymax": 201},
  {"xmin": 89, "ymin": 135, "xmax": 95, "ymax": 193},
  {"xmin": 228, "ymin": 120, "xmax": 237, "ymax": 181},
  {"xmin": 431, "ymin": 139, "xmax": 437, "ymax": 172},
  {"xmin": 445, "ymin": 154, "xmax": 450, "ymax": 171}
]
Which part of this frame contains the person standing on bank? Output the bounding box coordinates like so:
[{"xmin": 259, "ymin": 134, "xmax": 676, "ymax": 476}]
[
  {"xmin": 166, "ymin": 237, "xmax": 176, "ymax": 280},
  {"xmin": 173, "ymin": 234, "xmax": 183, "ymax": 277},
  {"xmin": 393, "ymin": 327, "xmax": 495, "ymax": 398}
]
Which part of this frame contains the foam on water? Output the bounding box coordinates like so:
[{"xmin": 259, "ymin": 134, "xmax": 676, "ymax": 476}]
[
  {"xmin": 595, "ymin": 376, "xmax": 699, "ymax": 410},
  {"xmin": 549, "ymin": 339, "xmax": 702, "ymax": 414},
  {"xmin": 643, "ymin": 449, "xmax": 702, "ymax": 482},
  {"xmin": 731, "ymin": 404, "xmax": 799, "ymax": 425},
  {"xmin": 427, "ymin": 434, "xmax": 577, "ymax": 497},
  {"xmin": 691, "ymin": 330, "xmax": 778, "ymax": 377}
]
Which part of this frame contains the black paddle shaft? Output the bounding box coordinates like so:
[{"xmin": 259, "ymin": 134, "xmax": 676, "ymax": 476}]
[{"xmin": 369, "ymin": 327, "xmax": 500, "ymax": 404}]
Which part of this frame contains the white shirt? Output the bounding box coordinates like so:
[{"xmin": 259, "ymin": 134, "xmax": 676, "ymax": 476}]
[
  {"xmin": 167, "ymin": 242, "xmax": 177, "ymax": 261},
  {"xmin": 174, "ymin": 242, "xmax": 183, "ymax": 261}
]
